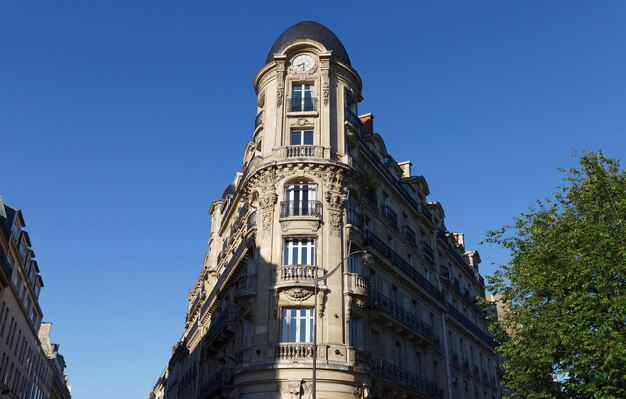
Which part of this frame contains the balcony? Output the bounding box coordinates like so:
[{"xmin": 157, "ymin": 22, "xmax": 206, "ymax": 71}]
[
  {"xmin": 447, "ymin": 305, "xmax": 494, "ymax": 348},
  {"xmin": 365, "ymin": 233, "xmax": 444, "ymax": 303},
  {"xmin": 285, "ymin": 145, "xmax": 324, "ymax": 158},
  {"xmin": 199, "ymin": 368, "xmax": 233, "ymax": 399},
  {"xmin": 371, "ymin": 289, "xmax": 436, "ymax": 344},
  {"xmin": 254, "ymin": 110, "xmax": 264, "ymax": 129},
  {"xmin": 421, "ymin": 241, "xmax": 434, "ymax": 261},
  {"xmin": 276, "ymin": 265, "xmax": 316, "ymax": 287},
  {"xmin": 344, "ymin": 272, "xmax": 369, "ymax": 298},
  {"xmin": 203, "ymin": 305, "xmax": 239, "ymax": 351},
  {"xmin": 235, "ymin": 275, "xmax": 257, "ymax": 301},
  {"xmin": 344, "ymin": 107, "xmax": 363, "ymax": 133},
  {"xmin": 382, "ymin": 205, "xmax": 398, "ymax": 228},
  {"xmin": 280, "ymin": 200, "xmax": 322, "ymax": 218},
  {"xmin": 275, "ymin": 343, "xmax": 314, "ymax": 360},
  {"xmin": 371, "ymin": 359, "xmax": 443, "ymax": 399},
  {"xmin": 288, "ymin": 97, "xmax": 317, "ymax": 112}
]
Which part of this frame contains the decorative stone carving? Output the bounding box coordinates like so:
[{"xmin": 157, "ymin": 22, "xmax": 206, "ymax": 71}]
[
  {"xmin": 322, "ymin": 81, "xmax": 329, "ymax": 105},
  {"xmin": 328, "ymin": 210, "xmax": 342, "ymax": 236},
  {"xmin": 280, "ymin": 379, "xmax": 306, "ymax": 399},
  {"xmin": 325, "ymin": 191, "xmax": 346, "ymax": 211},
  {"xmin": 353, "ymin": 384, "xmax": 370, "ymax": 399},
  {"xmin": 283, "ymin": 288, "xmax": 314, "ymax": 302},
  {"xmin": 289, "ymin": 118, "xmax": 313, "ymax": 127},
  {"xmin": 277, "ymin": 82, "xmax": 284, "ymax": 107}
]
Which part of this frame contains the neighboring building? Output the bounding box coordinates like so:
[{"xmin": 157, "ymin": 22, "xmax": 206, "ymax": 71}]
[
  {"xmin": 0, "ymin": 196, "xmax": 72, "ymax": 399},
  {"xmin": 154, "ymin": 21, "xmax": 499, "ymax": 399}
]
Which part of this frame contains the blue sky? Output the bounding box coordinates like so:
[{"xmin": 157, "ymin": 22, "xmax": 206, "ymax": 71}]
[{"xmin": 1, "ymin": 1, "xmax": 625, "ymax": 398}]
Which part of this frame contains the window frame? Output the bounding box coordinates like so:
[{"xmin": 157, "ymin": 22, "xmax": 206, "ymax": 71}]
[{"xmin": 281, "ymin": 307, "xmax": 314, "ymax": 343}]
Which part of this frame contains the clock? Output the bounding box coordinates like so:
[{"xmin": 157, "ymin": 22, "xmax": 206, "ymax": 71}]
[{"xmin": 292, "ymin": 54, "xmax": 315, "ymax": 73}]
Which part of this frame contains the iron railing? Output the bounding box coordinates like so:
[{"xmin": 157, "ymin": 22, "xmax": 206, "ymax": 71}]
[
  {"xmin": 280, "ymin": 200, "xmax": 322, "ymax": 218},
  {"xmin": 344, "ymin": 107, "xmax": 363, "ymax": 132},
  {"xmin": 289, "ymin": 97, "xmax": 317, "ymax": 112},
  {"xmin": 448, "ymin": 305, "xmax": 494, "ymax": 348},
  {"xmin": 204, "ymin": 305, "xmax": 239, "ymax": 347},
  {"xmin": 371, "ymin": 289, "xmax": 436, "ymax": 342},
  {"xmin": 365, "ymin": 233, "xmax": 444, "ymax": 303},
  {"xmin": 371, "ymin": 359, "xmax": 443, "ymax": 399},
  {"xmin": 199, "ymin": 368, "xmax": 233, "ymax": 399}
]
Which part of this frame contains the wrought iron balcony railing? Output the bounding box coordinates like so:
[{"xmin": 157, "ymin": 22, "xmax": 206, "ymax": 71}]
[
  {"xmin": 371, "ymin": 359, "xmax": 443, "ymax": 399},
  {"xmin": 199, "ymin": 368, "xmax": 232, "ymax": 399},
  {"xmin": 448, "ymin": 305, "xmax": 494, "ymax": 348},
  {"xmin": 204, "ymin": 305, "xmax": 239, "ymax": 347},
  {"xmin": 371, "ymin": 289, "xmax": 436, "ymax": 343},
  {"xmin": 365, "ymin": 233, "xmax": 444, "ymax": 303},
  {"xmin": 289, "ymin": 97, "xmax": 317, "ymax": 112},
  {"xmin": 280, "ymin": 200, "xmax": 322, "ymax": 218},
  {"xmin": 344, "ymin": 107, "xmax": 363, "ymax": 132}
]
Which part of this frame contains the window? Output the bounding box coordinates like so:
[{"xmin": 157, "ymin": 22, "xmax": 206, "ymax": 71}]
[
  {"xmin": 371, "ymin": 330, "xmax": 379, "ymax": 358},
  {"xmin": 290, "ymin": 83, "xmax": 314, "ymax": 111},
  {"xmin": 12, "ymin": 273, "xmax": 21, "ymax": 290},
  {"xmin": 10, "ymin": 222, "xmax": 19, "ymax": 242},
  {"xmin": 349, "ymin": 318, "xmax": 364, "ymax": 349},
  {"xmin": 6, "ymin": 253, "xmax": 13, "ymax": 272},
  {"xmin": 284, "ymin": 182, "xmax": 317, "ymax": 216},
  {"xmin": 283, "ymin": 238, "xmax": 315, "ymax": 265},
  {"xmin": 394, "ymin": 341, "xmax": 403, "ymax": 367},
  {"xmin": 347, "ymin": 253, "xmax": 363, "ymax": 274},
  {"xmin": 290, "ymin": 129, "xmax": 314, "ymax": 146},
  {"xmin": 281, "ymin": 308, "xmax": 314, "ymax": 342}
]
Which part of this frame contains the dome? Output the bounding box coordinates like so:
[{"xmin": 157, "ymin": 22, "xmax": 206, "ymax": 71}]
[{"xmin": 266, "ymin": 21, "xmax": 351, "ymax": 66}]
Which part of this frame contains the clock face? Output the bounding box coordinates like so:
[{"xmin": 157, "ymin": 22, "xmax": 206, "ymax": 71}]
[{"xmin": 292, "ymin": 54, "xmax": 315, "ymax": 73}]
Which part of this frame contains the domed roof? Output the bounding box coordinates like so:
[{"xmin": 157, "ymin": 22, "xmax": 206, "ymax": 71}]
[{"xmin": 266, "ymin": 21, "xmax": 351, "ymax": 66}]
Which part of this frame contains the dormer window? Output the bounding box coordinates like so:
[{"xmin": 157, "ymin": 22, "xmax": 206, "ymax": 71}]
[{"xmin": 290, "ymin": 84, "xmax": 315, "ymax": 112}]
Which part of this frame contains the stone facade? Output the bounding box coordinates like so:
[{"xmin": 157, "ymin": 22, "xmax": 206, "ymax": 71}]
[
  {"xmin": 154, "ymin": 22, "xmax": 499, "ymax": 399},
  {"xmin": 0, "ymin": 196, "xmax": 72, "ymax": 399}
]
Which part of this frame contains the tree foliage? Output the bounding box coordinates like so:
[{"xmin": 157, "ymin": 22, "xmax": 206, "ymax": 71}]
[{"xmin": 486, "ymin": 151, "xmax": 626, "ymax": 399}]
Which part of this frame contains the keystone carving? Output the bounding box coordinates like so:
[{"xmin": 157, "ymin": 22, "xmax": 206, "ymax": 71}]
[{"xmin": 283, "ymin": 288, "xmax": 314, "ymax": 302}]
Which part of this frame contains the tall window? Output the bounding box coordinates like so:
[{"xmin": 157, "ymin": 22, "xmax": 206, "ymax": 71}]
[
  {"xmin": 283, "ymin": 238, "xmax": 315, "ymax": 265},
  {"xmin": 291, "ymin": 84, "xmax": 314, "ymax": 111},
  {"xmin": 349, "ymin": 318, "xmax": 364, "ymax": 349},
  {"xmin": 290, "ymin": 129, "xmax": 314, "ymax": 146},
  {"xmin": 281, "ymin": 308, "xmax": 314, "ymax": 342},
  {"xmin": 285, "ymin": 182, "xmax": 317, "ymax": 216},
  {"xmin": 347, "ymin": 253, "xmax": 363, "ymax": 274}
]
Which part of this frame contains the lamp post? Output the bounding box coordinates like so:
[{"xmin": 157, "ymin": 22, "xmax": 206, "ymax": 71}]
[{"xmin": 312, "ymin": 250, "xmax": 375, "ymax": 399}]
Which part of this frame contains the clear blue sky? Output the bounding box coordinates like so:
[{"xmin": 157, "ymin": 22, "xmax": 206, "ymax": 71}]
[{"xmin": 2, "ymin": 1, "xmax": 625, "ymax": 398}]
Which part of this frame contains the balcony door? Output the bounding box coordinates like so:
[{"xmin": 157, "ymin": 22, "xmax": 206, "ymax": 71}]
[{"xmin": 285, "ymin": 182, "xmax": 316, "ymax": 216}]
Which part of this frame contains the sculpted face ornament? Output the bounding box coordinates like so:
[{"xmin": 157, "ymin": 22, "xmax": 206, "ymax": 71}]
[{"xmin": 292, "ymin": 54, "xmax": 315, "ymax": 73}]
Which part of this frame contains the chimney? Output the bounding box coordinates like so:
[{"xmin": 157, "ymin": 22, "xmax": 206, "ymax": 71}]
[
  {"xmin": 451, "ymin": 232, "xmax": 465, "ymax": 249},
  {"xmin": 397, "ymin": 161, "xmax": 412, "ymax": 178},
  {"xmin": 359, "ymin": 113, "xmax": 374, "ymax": 137}
]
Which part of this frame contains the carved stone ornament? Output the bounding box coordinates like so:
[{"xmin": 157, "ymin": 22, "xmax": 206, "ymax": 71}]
[
  {"xmin": 289, "ymin": 118, "xmax": 313, "ymax": 127},
  {"xmin": 259, "ymin": 193, "xmax": 278, "ymax": 211},
  {"xmin": 261, "ymin": 212, "xmax": 272, "ymax": 237},
  {"xmin": 277, "ymin": 83, "xmax": 284, "ymax": 107},
  {"xmin": 328, "ymin": 210, "xmax": 342, "ymax": 236},
  {"xmin": 353, "ymin": 384, "xmax": 370, "ymax": 399},
  {"xmin": 283, "ymin": 288, "xmax": 314, "ymax": 302},
  {"xmin": 322, "ymin": 81, "xmax": 330, "ymax": 105},
  {"xmin": 280, "ymin": 379, "xmax": 306, "ymax": 399},
  {"xmin": 325, "ymin": 191, "xmax": 347, "ymax": 210}
]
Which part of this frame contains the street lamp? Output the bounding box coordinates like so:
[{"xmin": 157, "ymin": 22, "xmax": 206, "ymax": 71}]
[{"xmin": 312, "ymin": 249, "xmax": 375, "ymax": 399}]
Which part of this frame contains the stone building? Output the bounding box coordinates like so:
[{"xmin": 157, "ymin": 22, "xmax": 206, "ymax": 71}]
[
  {"xmin": 0, "ymin": 197, "xmax": 72, "ymax": 399},
  {"xmin": 154, "ymin": 21, "xmax": 499, "ymax": 399}
]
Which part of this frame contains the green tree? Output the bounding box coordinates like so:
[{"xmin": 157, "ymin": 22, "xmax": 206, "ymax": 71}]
[{"xmin": 486, "ymin": 151, "xmax": 626, "ymax": 399}]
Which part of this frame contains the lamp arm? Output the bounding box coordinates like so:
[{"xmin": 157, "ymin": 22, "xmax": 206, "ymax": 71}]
[{"xmin": 316, "ymin": 250, "xmax": 368, "ymax": 283}]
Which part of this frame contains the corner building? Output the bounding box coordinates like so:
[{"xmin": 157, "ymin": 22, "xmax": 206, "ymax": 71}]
[{"xmin": 156, "ymin": 22, "xmax": 499, "ymax": 399}]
